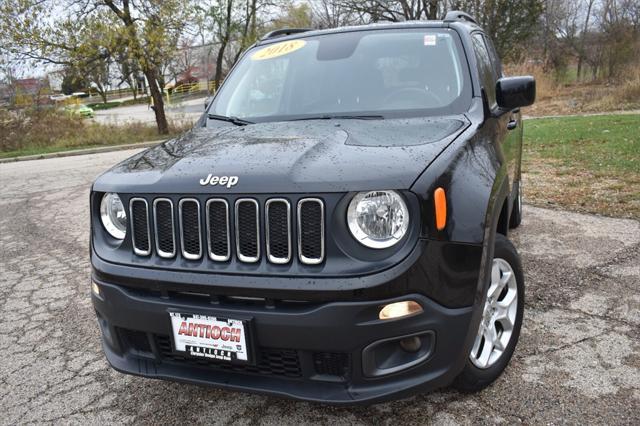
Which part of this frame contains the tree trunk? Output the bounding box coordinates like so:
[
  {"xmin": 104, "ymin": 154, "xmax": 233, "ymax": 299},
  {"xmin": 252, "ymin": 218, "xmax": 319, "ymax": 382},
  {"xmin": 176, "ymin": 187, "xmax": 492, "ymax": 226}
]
[
  {"xmin": 576, "ymin": 57, "xmax": 583, "ymax": 81},
  {"xmin": 214, "ymin": 0, "xmax": 234, "ymax": 90},
  {"xmin": 144, "ymin": 68, "xmax": 169, "ymax": 134},
  {"xmin": 577, "ymin": 0, "xmax": 595, "ymax": 82},
  {"xmin": 426, "ymin": 0, "xmax": 439, "ymax": 20},
  {"xmin": 214, "ymin": 41, "xmax": 227, "ymax": 89}
]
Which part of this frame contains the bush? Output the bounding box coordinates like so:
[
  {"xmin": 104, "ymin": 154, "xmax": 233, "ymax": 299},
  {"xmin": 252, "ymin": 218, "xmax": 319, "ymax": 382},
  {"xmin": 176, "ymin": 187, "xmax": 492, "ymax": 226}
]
[
  {"xmin": 0, "ymin": 108, "xmax": 84, "ymax": 152},
  {"xmin": 86, "ymin": 101, "xmax": 122, "ymax": 110},
  {"xmin": 86, "ymin": 96, "xmax": 150, "ymax": 110},
  {"xmin": 504, "ymin": 62, "xmax": 559, "ymax": 101},
  {"xmin": 121, "ymin": 96, "xmax": 150, "ymax": 106},
  {"xmin": 0, "ymin": 107, "xmax": 191, "ymax": 157}
]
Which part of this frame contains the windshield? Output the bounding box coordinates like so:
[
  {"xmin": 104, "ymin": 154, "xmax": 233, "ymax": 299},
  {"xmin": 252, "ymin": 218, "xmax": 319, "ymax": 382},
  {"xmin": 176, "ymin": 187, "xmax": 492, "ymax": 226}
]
[{"xmin": 209, "ymin": 28, "xmax": 472, "ymax": 122}]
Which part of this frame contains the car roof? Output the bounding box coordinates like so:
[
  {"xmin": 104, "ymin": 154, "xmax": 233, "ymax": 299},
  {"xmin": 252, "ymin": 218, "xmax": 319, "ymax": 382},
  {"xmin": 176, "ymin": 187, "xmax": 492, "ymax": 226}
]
[{"xmin": 256, "ymin": 20, "xmax": 481, "ymax": 46}]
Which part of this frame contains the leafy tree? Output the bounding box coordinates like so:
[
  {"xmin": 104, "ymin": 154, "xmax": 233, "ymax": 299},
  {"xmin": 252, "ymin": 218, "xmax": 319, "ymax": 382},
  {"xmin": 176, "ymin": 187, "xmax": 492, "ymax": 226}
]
[
  {"xmin": 197, "ymin": 0, "xmax": 267, "ymax": 89},
  {"xmin": 0, "ymin": 0, "xmax": 192, "ymax": 134},
  {"xmin": 271, "ymin": 2, "xmax": 313, "ymax": 28},
  {"xmin": 61, "ymin": 68, "xmax": 88, "ymax": 95},
  {"xmin": 454, "ymin": 0, "xmax": 544, "ymax": 61},
  {"xmin": 331, "ymin": 1, "xmax": 542, "ymax": 61},
  {"xmin": 114, "ymin": 47, "xmax": 142, "ymax": 99}
]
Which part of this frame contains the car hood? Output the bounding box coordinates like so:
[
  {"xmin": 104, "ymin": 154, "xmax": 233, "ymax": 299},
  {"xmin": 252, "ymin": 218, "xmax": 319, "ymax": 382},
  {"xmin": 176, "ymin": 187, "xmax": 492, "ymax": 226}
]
[{"xmin": 93, "ymin": 116, "xmax": 469, "ymax": 194}]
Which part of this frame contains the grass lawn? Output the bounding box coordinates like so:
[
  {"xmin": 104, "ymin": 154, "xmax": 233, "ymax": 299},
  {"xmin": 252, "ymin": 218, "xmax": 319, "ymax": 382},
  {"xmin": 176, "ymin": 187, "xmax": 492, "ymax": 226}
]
[
  {"xmin": 523, "ymin": 114, "xmax": 640, "ymax": 219},
  {"xmin": 0, "ymin": 141, "xmax": 163, "ymax": 159}
]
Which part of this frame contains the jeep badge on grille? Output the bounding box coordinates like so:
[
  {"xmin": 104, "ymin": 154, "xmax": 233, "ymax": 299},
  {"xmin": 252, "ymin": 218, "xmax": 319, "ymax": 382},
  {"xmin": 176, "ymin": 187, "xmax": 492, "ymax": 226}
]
[{"xmin": 200, "ymin": 174, "xmax": 239, "ymax": 188}]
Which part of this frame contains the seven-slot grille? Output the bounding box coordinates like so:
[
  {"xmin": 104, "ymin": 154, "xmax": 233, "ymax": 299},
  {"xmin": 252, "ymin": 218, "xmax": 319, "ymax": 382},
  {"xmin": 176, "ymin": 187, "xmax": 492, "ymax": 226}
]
[{"xmin": 128, "ymin": 197, "xmax": 324, "ymax": 265}]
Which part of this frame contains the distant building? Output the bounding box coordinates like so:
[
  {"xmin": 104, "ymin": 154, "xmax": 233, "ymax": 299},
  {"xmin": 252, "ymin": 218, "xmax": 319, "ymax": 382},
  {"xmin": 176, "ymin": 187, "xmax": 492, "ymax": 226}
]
[
  {"xmin": 13, "ymin": 78, "xmax": 51, "ymax": 106},
  {"xmin": 15, "ymin": 78, "xmax": 50, "ymax": 96}
]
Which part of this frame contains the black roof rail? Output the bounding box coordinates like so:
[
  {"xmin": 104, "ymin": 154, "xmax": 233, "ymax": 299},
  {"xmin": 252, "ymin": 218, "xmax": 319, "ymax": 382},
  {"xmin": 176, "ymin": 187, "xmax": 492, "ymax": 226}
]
[
  {"xmin": 260, "ymin": 28, "xmax": 313, "ymax": 41},
  {"xmin": 444, "ymin": 10, "xmax": 478, "ymax": 25}
]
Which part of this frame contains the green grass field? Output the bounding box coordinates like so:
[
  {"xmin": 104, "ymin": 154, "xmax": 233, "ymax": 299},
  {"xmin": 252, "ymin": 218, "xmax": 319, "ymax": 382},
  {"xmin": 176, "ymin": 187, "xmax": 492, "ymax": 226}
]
[{"xmin": 523, "ymin": 114, "xmax": 640, "ymax": 218}]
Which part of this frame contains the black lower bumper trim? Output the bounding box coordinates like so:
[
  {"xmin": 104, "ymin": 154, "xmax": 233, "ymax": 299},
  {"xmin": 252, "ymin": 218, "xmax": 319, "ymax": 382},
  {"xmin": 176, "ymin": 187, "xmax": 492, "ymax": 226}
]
[{"xmin": 93, "ymin": 280, "xmax": 474, "ymax": 404}]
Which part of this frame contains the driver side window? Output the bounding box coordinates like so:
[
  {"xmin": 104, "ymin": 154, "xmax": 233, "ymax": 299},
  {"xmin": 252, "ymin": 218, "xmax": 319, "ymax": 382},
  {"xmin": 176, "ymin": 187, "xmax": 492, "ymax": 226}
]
[{"xmin": 471, "ymin": 33, "xmax": 497, "ymax": 109}]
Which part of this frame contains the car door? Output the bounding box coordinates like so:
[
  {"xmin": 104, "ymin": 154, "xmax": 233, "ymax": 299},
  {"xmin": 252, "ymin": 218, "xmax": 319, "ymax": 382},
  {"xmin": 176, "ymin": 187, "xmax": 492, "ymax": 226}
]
[
  {"xmin": 484, "ymin": 35, "xmax": 522, "ymax": 196},
  {"xmin": 471, "ymin": 33, "xmax": 519, "ymax": 201}
]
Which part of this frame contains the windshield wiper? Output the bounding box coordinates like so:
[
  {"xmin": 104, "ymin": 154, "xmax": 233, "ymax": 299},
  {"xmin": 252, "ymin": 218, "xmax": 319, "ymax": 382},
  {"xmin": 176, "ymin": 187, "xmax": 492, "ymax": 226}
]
[
  {"xmin": 207, "ymin": 113, "xmax": 254, "ymax": 126},
  {"xmin": 288, "ymin": 114, "xmax": 384, "ymax": 122}
]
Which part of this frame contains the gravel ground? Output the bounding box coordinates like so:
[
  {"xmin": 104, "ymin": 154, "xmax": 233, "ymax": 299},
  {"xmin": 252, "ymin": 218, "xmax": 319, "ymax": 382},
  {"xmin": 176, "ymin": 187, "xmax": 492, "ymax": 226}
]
[{"xmin": 1, "ymin": 149, "xmax": 639, "ymax": 425}]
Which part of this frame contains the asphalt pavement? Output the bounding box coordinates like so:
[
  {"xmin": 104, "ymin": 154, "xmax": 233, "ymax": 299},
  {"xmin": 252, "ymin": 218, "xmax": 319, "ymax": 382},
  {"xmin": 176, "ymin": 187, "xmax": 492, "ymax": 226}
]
[
  {"xmin": 92, "ymin": 97, "xmax": 205, "ymax": 125},
  {"xmin": 0, "ymin": 149, "xmax": 639, "ymax": 424}
]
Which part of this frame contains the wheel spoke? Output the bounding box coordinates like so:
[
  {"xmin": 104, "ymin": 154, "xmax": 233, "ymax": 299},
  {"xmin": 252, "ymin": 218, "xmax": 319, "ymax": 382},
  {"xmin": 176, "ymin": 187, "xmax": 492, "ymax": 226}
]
[
  {"xmin": 493, "ymin": 332, "xmax": 506, "ymax": 351},
  {"xmin": 491, "ymin": 263, "xmax": 501, "ymax": 288},
  {"xmin": 477, "ymin": 330, "xmax": 494, "ymax": 368},
  {"xmin": 494, "ymin": 305, "xmax": 514, "ymax": 329},
  {"xmin": 484, "ymin": 324, "xmax": 498, "ymax": 348},
  {"xmin": 500, "ymin": 270, "xmax": 512, "ymax": 287},
  {"xmin": 487, "ymin": 281, "xmax": 502, "ymax": 300},
  {"xmin": 498, "ymin": 287, "xmax": 517, "ymax": 308},
  {"xmin": 471, "ymin": 329, "xmax": 483, "ymax": 357}
]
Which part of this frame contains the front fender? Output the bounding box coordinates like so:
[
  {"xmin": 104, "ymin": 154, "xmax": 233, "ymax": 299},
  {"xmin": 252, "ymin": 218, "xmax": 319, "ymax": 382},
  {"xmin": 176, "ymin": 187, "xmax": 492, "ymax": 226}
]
[{"xmin": 411, "ymin": 104, "xmax": 512, "ymax": 372}]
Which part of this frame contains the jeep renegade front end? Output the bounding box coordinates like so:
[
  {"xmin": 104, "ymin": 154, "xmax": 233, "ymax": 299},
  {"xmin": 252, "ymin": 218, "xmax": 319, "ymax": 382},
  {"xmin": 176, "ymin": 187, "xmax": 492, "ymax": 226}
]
[{"xmin": 91, "ymin": 11, "xmax": 535, "ymax": 404}]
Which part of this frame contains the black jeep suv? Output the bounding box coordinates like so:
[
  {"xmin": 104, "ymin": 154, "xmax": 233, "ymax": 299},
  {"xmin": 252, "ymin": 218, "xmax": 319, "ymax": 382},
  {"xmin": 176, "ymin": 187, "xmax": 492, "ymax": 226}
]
[{"xmin": 91, "ymin": 11, "xmax": 535, "ymax": 404}]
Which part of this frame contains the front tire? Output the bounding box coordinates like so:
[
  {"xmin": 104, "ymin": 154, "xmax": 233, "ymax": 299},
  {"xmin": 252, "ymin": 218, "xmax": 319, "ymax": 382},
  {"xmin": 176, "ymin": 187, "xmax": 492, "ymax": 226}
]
[{"xmin": 453, "ymin": 234, "xmax": 524, "ymax": 392}]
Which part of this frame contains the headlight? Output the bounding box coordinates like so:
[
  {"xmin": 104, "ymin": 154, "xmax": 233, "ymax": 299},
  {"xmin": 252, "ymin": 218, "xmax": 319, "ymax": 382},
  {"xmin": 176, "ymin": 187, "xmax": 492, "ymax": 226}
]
[
  {"xmin": 100, "ymin": 193, "xmax": 127, "ymax": 240},
  {"xmin": 347, "ymin": 190, "xmax": 409, "ymax": 249}
]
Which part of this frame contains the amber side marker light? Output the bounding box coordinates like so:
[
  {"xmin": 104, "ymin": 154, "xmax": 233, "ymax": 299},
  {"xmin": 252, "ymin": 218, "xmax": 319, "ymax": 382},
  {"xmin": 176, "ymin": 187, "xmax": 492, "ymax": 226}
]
[
  {"xmin": 379, "ymin": 301, "xmax": 423, "ymax": 320},
  {"xmin": 434, "ymin": 187, "xmax": 447, "ymax": 231}
]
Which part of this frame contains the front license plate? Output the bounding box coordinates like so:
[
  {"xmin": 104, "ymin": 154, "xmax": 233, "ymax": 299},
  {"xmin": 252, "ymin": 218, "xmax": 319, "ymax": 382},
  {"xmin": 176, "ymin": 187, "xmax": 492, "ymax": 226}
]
[{"xmin": 169, "ymin": 312, "xmax": 250, "ymax": 362}]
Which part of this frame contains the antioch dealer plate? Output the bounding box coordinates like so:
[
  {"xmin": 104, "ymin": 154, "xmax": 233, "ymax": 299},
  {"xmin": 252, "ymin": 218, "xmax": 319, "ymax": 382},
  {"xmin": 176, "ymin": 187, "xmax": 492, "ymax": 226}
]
[{"xmin": 169, "ymin": 312, "xmax": 249, "ymax": 362}]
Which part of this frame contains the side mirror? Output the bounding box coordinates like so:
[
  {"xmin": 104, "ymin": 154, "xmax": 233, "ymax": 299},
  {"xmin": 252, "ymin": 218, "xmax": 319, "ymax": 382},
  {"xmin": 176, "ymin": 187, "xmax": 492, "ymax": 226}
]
[
  {"xmin": 204, "ymin": 97, "xmax": 213, "ymax": 110},
  {"xmin": 496, "ymin": 76, "xmax": 536, "ymax": 110}
]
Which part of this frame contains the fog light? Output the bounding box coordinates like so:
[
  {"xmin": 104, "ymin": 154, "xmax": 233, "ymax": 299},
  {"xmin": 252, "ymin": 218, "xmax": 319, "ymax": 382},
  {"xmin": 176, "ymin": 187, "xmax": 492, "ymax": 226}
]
[
  {"xmin": 92, "ymin": 281, "xmax": 101, "ymax": 296},
  {"xmin": 379, "ymin": 301, "xmax": 422, "ymax": 320},
  {"xmin": 400, "ymin": 336, "xmax": 422, "ymax": 353}
]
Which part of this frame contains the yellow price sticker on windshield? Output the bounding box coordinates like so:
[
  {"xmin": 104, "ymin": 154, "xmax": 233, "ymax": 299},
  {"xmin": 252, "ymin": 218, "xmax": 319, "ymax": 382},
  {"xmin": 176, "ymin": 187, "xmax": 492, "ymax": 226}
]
[{"xmin": 251, "ymin": 40, "xmax": 306, "ymax": 61}]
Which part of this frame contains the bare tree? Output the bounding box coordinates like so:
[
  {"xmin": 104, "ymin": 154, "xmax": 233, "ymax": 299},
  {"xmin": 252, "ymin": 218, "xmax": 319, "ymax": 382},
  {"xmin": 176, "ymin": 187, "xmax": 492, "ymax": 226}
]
[{"xmin": 576, "ymin": 0, "xmax": 596, "ymax": 80}]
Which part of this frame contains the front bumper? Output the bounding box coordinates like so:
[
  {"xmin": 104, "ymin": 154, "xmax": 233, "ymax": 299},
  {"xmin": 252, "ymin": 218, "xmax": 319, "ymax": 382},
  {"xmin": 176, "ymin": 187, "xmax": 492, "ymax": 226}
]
[{"xmin": 92, "ymin": 277, "xmax": 474, "ymax": 404}]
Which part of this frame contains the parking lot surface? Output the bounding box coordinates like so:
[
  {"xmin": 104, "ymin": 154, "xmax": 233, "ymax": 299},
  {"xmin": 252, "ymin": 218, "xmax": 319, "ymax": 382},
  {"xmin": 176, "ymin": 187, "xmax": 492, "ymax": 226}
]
[
  {"xmin": 92, "ymin": 98, "xmax": 204, "ymax": 126},
  {"xmin": 1, "ymin": 149, "xmax": 639, "ymax": 424}
]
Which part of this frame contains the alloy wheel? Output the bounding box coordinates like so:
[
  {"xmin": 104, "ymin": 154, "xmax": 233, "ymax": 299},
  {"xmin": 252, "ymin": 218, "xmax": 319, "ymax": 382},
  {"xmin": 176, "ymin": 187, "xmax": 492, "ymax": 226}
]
[{"xmin": 470, "ymin": 258, "xmax": 519, "ymax": 369}]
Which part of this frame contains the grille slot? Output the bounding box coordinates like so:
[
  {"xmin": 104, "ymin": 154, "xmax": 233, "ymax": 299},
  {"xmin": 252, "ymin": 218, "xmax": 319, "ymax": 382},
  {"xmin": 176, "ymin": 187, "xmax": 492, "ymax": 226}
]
[
  {"xmin": 179, "ymin": 199, "xmax": 202, "ymax": 260},
  {"xmin": 235, "ymin": 199, "xmax": 260, "ymax": 263},
  {"xmin": 153, "ymin": 198, "xmax": 175, "ymax": 258},
  {"xmin": 266, "ymin": 199, "xmax": 291, "ymax": 264},
  {"xmin": 298, "ymin": 198, "xmax": 325, "ymax": 264},
  {"xmin": 155, "ymin": 335, "xmax": 301, "ymax": 378},
  {"xmin": 206, "ymin": 199, "xmax": 230, "ymax": 261},
  {"xmin": 313, "ymin": 352, "xmax": 350, "ymax": 378},
  {"xmin": 130, "ymin": 198, "xmax": 151, "ymax": 256}
]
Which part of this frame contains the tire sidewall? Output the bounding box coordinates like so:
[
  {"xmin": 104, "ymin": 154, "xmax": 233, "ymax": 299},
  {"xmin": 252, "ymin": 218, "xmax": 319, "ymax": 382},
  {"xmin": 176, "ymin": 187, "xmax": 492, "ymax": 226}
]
[
  {"xmin": 509, "ymin": 181, "xmax": 523, "ymax": 228},
  {"xmin": 455, "ymin": 234, "xmax": 525, "ymax": 390}
]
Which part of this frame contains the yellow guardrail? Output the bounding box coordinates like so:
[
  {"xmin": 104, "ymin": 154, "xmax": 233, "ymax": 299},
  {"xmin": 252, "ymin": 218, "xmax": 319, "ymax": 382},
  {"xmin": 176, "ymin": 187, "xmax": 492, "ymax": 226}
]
[{"xmin": 164, "ymin": 81, "xmax": 217, "ymax": 105}]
